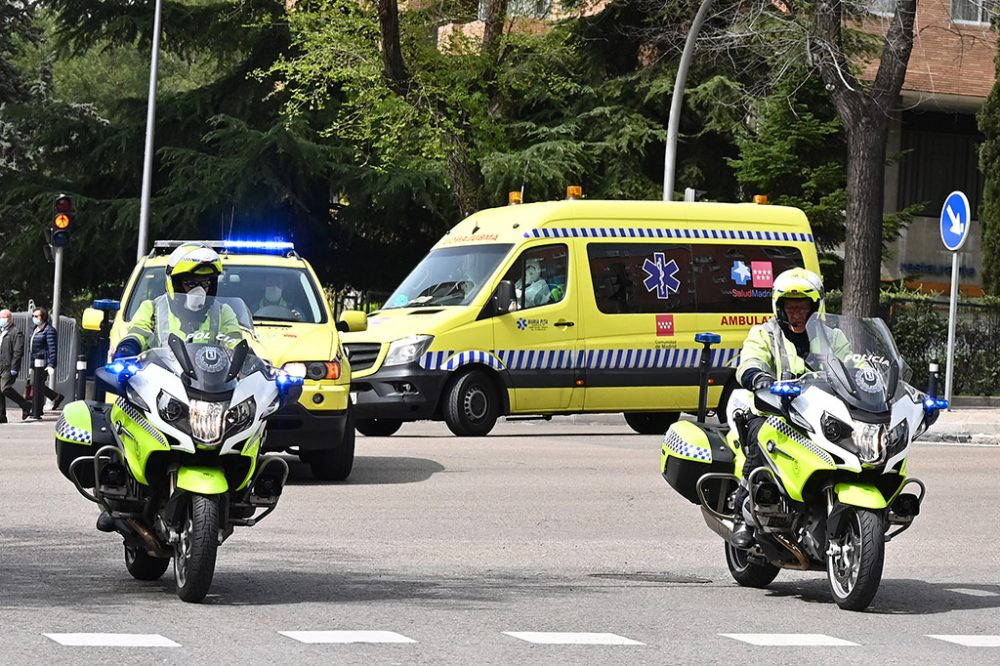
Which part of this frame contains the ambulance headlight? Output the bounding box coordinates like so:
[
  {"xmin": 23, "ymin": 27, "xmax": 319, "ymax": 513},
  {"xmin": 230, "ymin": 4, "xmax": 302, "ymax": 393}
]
[{"xmin": 384, "ymin": 335, "xmax": 434, "ymax": 367}]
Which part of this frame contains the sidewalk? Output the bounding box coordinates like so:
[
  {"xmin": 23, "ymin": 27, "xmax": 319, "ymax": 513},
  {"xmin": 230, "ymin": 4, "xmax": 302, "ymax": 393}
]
[{"xmin": 924, "ymin": 407, "xmax": 1000, "ymax": 445}]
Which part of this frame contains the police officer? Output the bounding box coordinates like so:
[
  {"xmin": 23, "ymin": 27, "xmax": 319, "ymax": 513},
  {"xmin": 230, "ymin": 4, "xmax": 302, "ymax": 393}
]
[
  {"xmin": 730, "ymin": 268, "xmax": 826, "ymax": 548},
  {"xmin": 115, "ymin": 242, "xmax": 243, "ymax": 357}
]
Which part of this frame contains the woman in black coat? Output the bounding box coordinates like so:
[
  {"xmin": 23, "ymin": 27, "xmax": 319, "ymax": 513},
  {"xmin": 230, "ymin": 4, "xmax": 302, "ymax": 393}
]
[{"xmin": 29, "ymin": 307, "xmax": 64, "ymax": 411}]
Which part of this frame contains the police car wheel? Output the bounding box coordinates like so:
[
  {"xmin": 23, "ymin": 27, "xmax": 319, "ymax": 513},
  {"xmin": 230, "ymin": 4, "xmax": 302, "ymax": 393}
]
[
  {"xmin": 624, "ymin": 412, "xmax": 679, "ymax": 435},
  {"xmin": 444, "ymin": 370, "xmax": 499, "ymax": 437}
]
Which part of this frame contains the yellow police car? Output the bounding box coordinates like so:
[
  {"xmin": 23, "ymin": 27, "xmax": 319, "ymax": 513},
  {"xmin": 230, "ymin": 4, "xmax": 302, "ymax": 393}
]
[
  {"xmin": 84, "ymin": 240, "xmax": 364, "ymax": 480},
  {"xmin": 342, "ymin": 198, "xmax": 820, "ymax": 437}
]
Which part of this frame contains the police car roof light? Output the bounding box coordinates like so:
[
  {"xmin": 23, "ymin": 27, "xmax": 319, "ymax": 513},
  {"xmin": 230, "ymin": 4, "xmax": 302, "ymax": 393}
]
[
  {"xmin": 151, "ymin": 240, "xmax": 296, "ymax": 257},
  {"xmin": 93, "ymin": 299, "xmax": 121, "ymax": 312},
  {"xmin": 695, "ymin": 332, "xmax": 721, "ymax": 345}
]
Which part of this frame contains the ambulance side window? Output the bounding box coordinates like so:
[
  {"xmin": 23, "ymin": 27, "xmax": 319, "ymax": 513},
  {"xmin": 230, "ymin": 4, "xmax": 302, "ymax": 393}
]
[
  {"xmin": 693, "ymin": 244, "xmax": 805, "ymax": 313},
  {"xmin": 587, "ymin": 243, "xmax": 695, "ymax": 314},
  {"xmin": 500, "ymin": 244, "xmax": 568, "ymax": 311}
]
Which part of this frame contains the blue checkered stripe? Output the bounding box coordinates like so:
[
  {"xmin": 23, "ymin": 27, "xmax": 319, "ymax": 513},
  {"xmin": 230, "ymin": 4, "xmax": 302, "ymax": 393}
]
[
  {"xmin": 420, "ymin": 347, "xmax": 739, "ymax": 372},
  {"xmin": 55, "ymin": 416, "xmax": 92, "ymax": 445},
  {"xmin": 525, "ymin": 228, "xmax": 814, "ymax": 242},
  {"xmin": 662, "ymin": 428, "xmax": 711, "ymax": 462},
  {"xmin": 765, "ymin": 416, "xmax": 834, "ymax": 466},
  {"xmin": 117, "ymin": 398, "xmax": 169, "ymax": 448}
]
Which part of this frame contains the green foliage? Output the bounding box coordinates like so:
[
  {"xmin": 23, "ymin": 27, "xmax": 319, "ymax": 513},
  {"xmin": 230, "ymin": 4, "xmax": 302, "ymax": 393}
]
[{"xmin": 978, "ymin": 46, "xmax": 1000, "ymax": 296}]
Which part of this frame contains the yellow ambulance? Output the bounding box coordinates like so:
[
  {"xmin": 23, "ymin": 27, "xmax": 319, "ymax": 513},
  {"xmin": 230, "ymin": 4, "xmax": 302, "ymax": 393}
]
[
  {"xmin": 342, "ymin": 198, "xmax": 820, "ymax": 437},
  {"xmin": 83, "ymin": 240, "xmax": 362, "ymax": 480}
]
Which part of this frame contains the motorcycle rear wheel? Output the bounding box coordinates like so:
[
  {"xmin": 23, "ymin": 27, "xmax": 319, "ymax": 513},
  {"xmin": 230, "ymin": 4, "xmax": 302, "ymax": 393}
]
[
  {"xmin": 174, "ymin": 494, "xmax": 220, "ymax": 603},
  {"xmin": 725, "ymin": 542, "xmax": 780, "ymax": 588},
  {"xmin": 124, "ymin": 544, "xmax": 170, "ymax": 581},
  {"xmin": 827, "ymin": 508, "xmax": 885, "ymax": 611}
]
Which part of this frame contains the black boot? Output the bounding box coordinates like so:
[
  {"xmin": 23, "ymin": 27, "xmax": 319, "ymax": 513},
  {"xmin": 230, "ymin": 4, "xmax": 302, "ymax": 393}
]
[{"xmin": 96, "ymin": 511, "xmax": 116, "ymax": 533}]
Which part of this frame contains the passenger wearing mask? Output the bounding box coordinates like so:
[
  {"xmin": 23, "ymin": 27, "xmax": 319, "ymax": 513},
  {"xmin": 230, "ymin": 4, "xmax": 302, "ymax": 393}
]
[
  {"xmin": 515, "ymin": 258, "xmax": 551, "ymax": 308},
  {"xmin": 0, "ymin": 310, "xmax": 32, "ymax": 422}
]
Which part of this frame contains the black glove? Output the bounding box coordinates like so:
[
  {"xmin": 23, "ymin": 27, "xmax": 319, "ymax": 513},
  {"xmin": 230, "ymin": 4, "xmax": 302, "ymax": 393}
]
[
  {"xmin": 751, "ymin": 372, "xmax": 775, "ymax": 391},
  {"xmin": 113, "ymin": 338, "xmax": 141, "ymax": 360}
]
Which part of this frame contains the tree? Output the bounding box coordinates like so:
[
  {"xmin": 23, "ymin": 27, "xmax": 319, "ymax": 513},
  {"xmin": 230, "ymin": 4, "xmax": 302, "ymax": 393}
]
[
  {"xmin": 652, "ymin": 1, "xmax": 916, "ymax": 315},
  {"xmin": 980, "ymin": 44, "xmax": 1000, "ymax": 295}
]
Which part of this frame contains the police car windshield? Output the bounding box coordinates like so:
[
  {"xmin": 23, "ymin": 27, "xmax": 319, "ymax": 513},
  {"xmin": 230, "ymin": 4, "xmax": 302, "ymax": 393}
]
[
  {"xmin": 124, "ymin": 266, "xmax": 328, "ymax": 324},
  {"xmin": 383, "ymin": 244, "xmax": 513, "ymax": 309}
]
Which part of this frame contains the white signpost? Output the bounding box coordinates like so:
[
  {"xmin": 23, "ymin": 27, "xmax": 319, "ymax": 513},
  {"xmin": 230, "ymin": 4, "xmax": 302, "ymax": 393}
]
[{"xmin": 940, "ymin": 191, "xmax": 971, "ymax": 407}]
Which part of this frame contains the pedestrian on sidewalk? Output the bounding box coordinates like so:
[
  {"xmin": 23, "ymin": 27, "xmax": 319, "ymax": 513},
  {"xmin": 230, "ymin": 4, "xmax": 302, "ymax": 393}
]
[
  {"xmin": 29, "ymin": 307, "xmax": 64, "ymax": 413},
  {"xmin": 0, "ymin": 309, "xmax": 32, "ymax": 422}
]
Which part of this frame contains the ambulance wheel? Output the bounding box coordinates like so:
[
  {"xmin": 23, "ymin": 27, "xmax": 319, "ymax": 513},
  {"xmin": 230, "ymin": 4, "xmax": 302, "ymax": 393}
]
[
  {"xmin": 356, "ymin": 418, "xmax": 403, "ymax": 437},
  {"xmin": 624, "ymin": 412, "xmax": 679, "ymax": 435},
  {"xmin": 443, "ymin": 370, "xmax": 500, "ymax": 437}
]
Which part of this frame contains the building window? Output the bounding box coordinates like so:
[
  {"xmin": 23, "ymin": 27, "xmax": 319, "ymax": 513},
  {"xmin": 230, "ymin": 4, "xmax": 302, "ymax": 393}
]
[
  {"xmin": 896, "ymin": 111, "xmax": 984, "ymax": 219},
  {"xmin": 867, "ymin": 0, "xmax": 895, "ymax": 17},
  {"xmin": 952, "ymin": 0, "xmax": 994, "ymax": 24},
  {"xmin": 478, "ymin": 0, "xmax": 552, "ymax": 20}
]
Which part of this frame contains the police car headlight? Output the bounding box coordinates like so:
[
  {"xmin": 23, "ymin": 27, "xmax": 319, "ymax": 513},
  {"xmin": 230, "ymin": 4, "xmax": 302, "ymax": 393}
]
[{"xmin": 384, "ymin": 335, "xmax": 434, "ymax": 367}]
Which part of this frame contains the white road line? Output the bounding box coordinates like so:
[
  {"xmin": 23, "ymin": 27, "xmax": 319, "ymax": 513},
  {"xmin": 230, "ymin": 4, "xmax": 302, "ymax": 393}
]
[
  {"xmin": 720, "ymin": 633, "xmax": 858, "ymax": 647},
  {"xmin": 928, "ymin": 635, "xmax": 1000, "ymax": 647},
  {"xmin": 43, "ymin": 633, "xmax": 179, "ymax": 647},
  {"xmin": 504, "ymin": 632, "xmax": 644, "ymax": 645},
  {"xmin": 947, "ymin": 588, "xmax": 999, "ymax": 597},
  {"xmin": 279, "ymin": 631, "xmax": 416, "ymax": 644}
]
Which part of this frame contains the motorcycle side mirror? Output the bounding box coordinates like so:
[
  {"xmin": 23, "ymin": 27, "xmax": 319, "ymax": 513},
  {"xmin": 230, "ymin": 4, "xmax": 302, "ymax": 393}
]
[
  {"xmin": 167, "ymin": 333, "xmax": 197, "ymax": 379},
  {"xmin": 226, "ymin": 339, "xmax": 250, "ymax": 382}
]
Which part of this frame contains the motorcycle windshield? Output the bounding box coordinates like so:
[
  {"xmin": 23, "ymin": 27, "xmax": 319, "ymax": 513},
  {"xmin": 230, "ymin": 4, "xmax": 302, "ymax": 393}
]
[
  {"xmin": 804, "ymin": 313, "xmax": 911, "ymax": 415},
  {"xmin": 139, "ymin": 296, "xmax": 268, "ymax": 393}
]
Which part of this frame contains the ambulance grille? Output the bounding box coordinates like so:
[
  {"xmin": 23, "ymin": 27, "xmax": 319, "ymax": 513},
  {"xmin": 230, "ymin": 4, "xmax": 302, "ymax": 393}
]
[{"xmin": 344, "ymin": 343, "xmax": 382, "ymax": 372}]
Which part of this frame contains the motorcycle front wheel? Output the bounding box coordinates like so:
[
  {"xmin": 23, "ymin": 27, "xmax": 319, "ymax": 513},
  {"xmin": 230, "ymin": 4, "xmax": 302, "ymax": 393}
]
[
  {"xmin": 174, "ymin": 494, "xmax": 220, "ymax": 603},
  {"xmin": 827, "ymin": 508, "xmax": 885, "ymax": 611}
]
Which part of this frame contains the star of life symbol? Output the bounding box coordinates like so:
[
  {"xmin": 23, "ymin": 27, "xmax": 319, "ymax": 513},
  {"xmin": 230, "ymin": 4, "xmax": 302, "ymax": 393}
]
[
  {"xmin": 516, "ymin": 318, "xmax": 528, "ymax": 331},
  {"xmin": 731, "ymin": 261, "xmax": 751, "ymax": 285},
  {"xmin": 642, "ymin": 253, "xmax": 680, "ymax": 300}
]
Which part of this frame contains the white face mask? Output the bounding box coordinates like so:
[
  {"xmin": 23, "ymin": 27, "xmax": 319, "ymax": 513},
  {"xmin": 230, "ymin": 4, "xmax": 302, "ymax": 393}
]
[
  {"xmin": 0, "ymin": 318, "xmax": 9, "ymax": 329},
  {"xmin": 264, "ymin": 286, "xmax": 282, "ymax": 302},
  {"xmin": 184, "ymin": 286, "xmax": 208, "ymax": 312}
]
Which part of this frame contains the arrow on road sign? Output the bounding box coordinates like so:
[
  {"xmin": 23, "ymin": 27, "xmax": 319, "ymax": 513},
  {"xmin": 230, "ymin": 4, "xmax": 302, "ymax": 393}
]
[{"xmin": 947, "ymin": 204, "xmax": 965, "ymax": 236}]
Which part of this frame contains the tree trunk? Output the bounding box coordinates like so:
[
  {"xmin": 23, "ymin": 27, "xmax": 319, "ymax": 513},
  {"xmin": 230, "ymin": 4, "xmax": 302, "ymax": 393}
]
[{"xmin": 841, "ymin": 112, "xmax": 888, "ymax": 317}]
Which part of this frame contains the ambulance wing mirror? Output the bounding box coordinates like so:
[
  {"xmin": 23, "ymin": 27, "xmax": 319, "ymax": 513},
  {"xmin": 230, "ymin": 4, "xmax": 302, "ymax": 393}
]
[
  {"xmin": 493, "ymin": 280, "xmax": 514, "ymax": 315},
  {"xmin": 338, "ymin": 310, "xmax": 368, "ymax": 333}
]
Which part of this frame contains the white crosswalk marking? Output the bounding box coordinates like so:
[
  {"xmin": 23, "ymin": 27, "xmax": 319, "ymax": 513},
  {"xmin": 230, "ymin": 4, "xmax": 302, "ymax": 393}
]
[
  {"xmin": 946, "ymin": 588, "xmax": 999, "ymax": 597},
  {"xmin": 43, "ymin": 633, "xmax": 179, "ymax": 647},
  {"xmin": 720, "ymin": 633, "xmax": 858, "ymax": 647},
  {"xmin": 928, "ymin": 635, "xmax": 1000, "ymax": 647},
  {"xmin": 504, "ymin": 632, "xmax": 644, "ymax": 645},
  {"xmin": 279, "ymin": 631, "xmax": 416, "ymax": 644}
]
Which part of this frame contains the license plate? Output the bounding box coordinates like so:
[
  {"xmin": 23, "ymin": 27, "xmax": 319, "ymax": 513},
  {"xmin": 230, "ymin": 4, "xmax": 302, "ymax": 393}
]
[{"xmin": 350, "ymin": 392, "xmax": 357, "ymax": 404}]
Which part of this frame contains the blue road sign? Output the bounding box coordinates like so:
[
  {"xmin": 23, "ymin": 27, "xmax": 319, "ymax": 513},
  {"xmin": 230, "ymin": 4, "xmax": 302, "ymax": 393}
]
[{"xmin": 940, "ymin": 191, "xmax": 971, "ymax": 251}]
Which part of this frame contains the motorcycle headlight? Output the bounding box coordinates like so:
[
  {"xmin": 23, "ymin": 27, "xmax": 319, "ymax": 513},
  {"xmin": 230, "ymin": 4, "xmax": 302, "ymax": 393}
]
[
  {"xmin": 189, "ymin": 399, "xmax": 227, "ymax": 444},
  {"xmin": 851, "ymin": 423, "xmax": 887, "ymax": 464},
  {"xmin": 225, "ymin": 397, "xmax": 256, "ymax": 434},
  {"xmin": 821, "ymin": 412, "xmax": 853, "ymax": 443},
  {"xmin": 887, "ymin": 420, "xmax": 909, "ymax": 457},
  {"xmin": 384, "ymin": 335, "xmax": 434, "ymax": 367},
  {"xmin": 157, "ymin": 391, "xmax": 188, "ymax": 423}
]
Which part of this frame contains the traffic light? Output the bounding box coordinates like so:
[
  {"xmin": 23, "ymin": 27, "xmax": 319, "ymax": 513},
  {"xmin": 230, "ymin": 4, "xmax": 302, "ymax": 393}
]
[{"xmin": 51, "ymin": 194, "xmax": 74, "ymax": 247}]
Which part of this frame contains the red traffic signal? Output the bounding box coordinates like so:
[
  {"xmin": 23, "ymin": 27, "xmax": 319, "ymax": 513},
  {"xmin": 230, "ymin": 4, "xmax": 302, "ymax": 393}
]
[{"xmin": 51, "ymin": 194, "xmax": 74, "ymax": 247}]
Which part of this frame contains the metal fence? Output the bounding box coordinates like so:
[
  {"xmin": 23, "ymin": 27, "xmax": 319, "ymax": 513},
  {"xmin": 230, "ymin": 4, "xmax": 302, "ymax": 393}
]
[{"xmin": 2, "ymin": 312, "xmax": 78, "ymax": 410}]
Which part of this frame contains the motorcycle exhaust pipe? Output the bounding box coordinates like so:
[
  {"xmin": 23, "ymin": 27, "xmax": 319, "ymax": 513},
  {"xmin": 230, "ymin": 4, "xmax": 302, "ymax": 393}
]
[{"xmin": 772, "ymin": 533, "xmax": 811, "ymax": 570}]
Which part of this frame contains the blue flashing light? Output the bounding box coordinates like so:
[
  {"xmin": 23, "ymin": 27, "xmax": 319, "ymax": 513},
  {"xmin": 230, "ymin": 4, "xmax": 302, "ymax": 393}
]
[
  {"xmin": 695, "ymin": 332, "xmax": 722, "ymax": 345},
  {"xmin": 923, "ymin": 397, "xmax": 948, "ymax": 412},
  {"xmin": 769, "ymin": 382, "xmax": 802, "ymax": 397},
  {"xmin": 275, "ymin": 370, "xmax": 305, "ymax": 387},
  {"xmin": 105, "ymin": 360, "xmax": 139, "ymax": 381},
  {"xmin": 92, "ymin": 299, "xmax": 121, "ymax": 312},
  {"xmin": 220, "ymin": 239, "xmax": 295, "ymax": 254}
]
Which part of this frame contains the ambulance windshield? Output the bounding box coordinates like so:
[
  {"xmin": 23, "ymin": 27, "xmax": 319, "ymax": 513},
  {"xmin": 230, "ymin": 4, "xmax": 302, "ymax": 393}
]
[{"xmin": 384, "ymin": 244, "xmax": 513, "ymax": 308}]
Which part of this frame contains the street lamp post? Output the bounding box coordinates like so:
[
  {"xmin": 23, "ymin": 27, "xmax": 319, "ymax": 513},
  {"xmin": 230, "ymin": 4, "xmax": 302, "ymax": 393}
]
[
  {"xmin": 137, "ymin": 0, "xmax": 163, "ymax": 261},
  {"xmin": 663, "ymin": 0, "xmax": 714, "ymax": 201}
]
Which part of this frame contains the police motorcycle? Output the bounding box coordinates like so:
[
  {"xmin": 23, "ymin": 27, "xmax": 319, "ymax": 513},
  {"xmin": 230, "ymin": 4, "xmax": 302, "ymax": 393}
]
[
  {"xmin": 660, "ymin": 313, "xmax": 946, "ymax": 611},
  {"xmin": 55, "ymin": 297, "xmax": 303, "ymax": 602}
]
